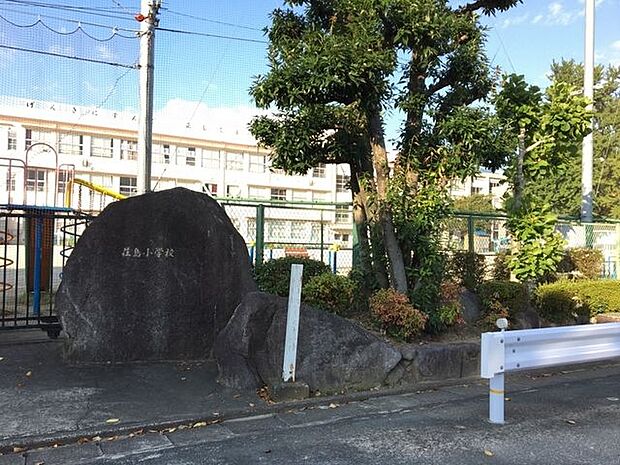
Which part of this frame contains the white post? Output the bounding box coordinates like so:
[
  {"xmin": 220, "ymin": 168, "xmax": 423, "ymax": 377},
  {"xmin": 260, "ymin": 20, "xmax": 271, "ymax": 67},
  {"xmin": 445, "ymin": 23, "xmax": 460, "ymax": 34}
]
[
  {"xmin": 137, "ymin": 0, "xmax": 160, "ymax": 194},
  {"xmin": 282, "ymin": 264, "xmax": 303, "ymax": 382},
  {"xmin": 581, "ymin": 0, "xmax": 595, "ymax": 222},
  {"xmin": 489, "ymin": 373, "xmax": 505, "ymax": 424}
]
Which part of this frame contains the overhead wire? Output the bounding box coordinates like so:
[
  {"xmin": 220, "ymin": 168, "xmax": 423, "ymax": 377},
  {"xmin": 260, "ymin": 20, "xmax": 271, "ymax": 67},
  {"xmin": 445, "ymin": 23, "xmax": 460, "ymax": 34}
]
[
  {"xmin": 0, "ymin": 14, "xmax": 137, "ymax": 39},
  {"xmin": 0, "ymin": 6, "xmax": 138, "ymax": 32},
  {"xmin": 0, "ymin": 0, "xmax": 136, "ymax": 22},
  {"xmin": 0, "ymin": 44, "xmax": 137, "ymax": 68},
  {"xmin": 164, "ymin": 9, "xmax": 263, "ymax": 32},
  {"xmin": 155, "ymin": 26, "xmax": 267, "ymax": 44}
]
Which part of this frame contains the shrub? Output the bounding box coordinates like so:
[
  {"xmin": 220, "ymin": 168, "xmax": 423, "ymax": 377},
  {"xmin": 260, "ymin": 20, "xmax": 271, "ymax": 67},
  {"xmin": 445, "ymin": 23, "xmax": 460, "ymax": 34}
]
[
  {"xmin": 446, "ymin": 251, "xmax": 486, "ymax": 291},
  {"xmin": 369, "ymin": 289, "xmax": 427, "ymax": 341},
  {"xmin": 557, "ymin": 248, "xmax": 603, "ymax": 279},
  {"xmin": 302, "ymin": 273, "xmax": 356, "ymax": 316},
  {"xmin": 478, "ymin": 280, "xmax": 529, "ymax": 319},
  {"xmin": 535, "ymin": 280, "xmax": 620, "ymax": 324},
  {"xmin": 480, "ymin": 300, "xmax": 510, "ymax": 332},
  {"xmin": 492, "ymin": 250, "xmax": 511, "ymax": 281},
  {"xmin": 426, "ymin": 280, "xmax": 464, "ymax": 333},
  {"xmin": 255, "ymin": 257, "xmax": 330, "ymax": 296}
]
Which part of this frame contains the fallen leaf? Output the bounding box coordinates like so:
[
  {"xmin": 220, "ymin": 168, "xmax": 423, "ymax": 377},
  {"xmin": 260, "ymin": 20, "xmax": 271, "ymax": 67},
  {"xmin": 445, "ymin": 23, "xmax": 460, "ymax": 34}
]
[
  {"xmin": 167, "ymin": 427, "xmax": 176, "ymax": 433},
  {"xmin": 233, "ymin": 394, "xmax": 241, "ymax": 399},
  {"xmin": 105, "ymin": 418, "xmax": 120, "ymax": 424},
  {"xmin": 12, "ymin": 447, "xmax": 25, "ymax": 453},
  {"xmin": 454, "ymin": 425, "xmax": 466, "ymax": 430},
  {"xmin": 34, "ymin": 461, "xmax": 45, "ymax": 465},
  {"xmin": 0, "ymin": 357, "xmax": 4, "ymax": 361},
  {"xmin": 180, "ymin": 377, "xmax": 187, "ymax": 381},
  {"xmin": 565, "ymin": 420, "xmax": 576, "ymax": 425},
  {"xmin": 606, "ymin": 397, "xmax": 619, "ymax": 402},
  {"xmin": 193, "ymin": 421, "xmax": 207, "ymax": 428},
  {"xmin": 25, "ymin": 371, "xmax": 32, "ymax": 377},
  {"xmin": 504, "ymin": 397, "xmax": 511, "ymax": 402},
  {"xmin": 484, "ymin": 449, "xmax": 494, "ymax": 457},
  {"xmin": 328, "ymin": 403, "xmax": 338, "ymax": 409},
  {"xmin": 92, "ymin": 436, "xmax": 102, "ymax": 442},
  {"xmin": 213, "ymin": 412, "xmax": 220, "ymax": 416},
  {"xmin": 264, "ymin": 449, "xmax": 272, "ymax": 454},
  {"xmin": 248, "ymin": 403, "xmax": 255, "ymax": 407}
]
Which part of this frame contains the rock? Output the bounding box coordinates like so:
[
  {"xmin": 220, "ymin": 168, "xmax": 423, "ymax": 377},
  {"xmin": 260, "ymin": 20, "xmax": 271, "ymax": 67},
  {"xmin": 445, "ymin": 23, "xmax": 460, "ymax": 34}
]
[
  {"xmin": 459, "ymin": 289, "xmax": 482, "ymax": 324},
  {"xmin": 270, "ymin": 381, "xmax": 310, "ymax": 402},
  {"xmin": 56, "ymin": 188, "xmax": 257, "ymax": 363},
  {"xmin": 386, "ymin": 342, "xmax": 480, "ymax": 387},
  {"xmin": 214, "ymin": 292, "xmax": 402, "ymax": 394},
  {"xmin": 596, "ymin": 313, "xmax": 620, "ymax": 324},
  {"xmin": 514, "ymin": 309, "xmax": 540, "ymax": 329}
]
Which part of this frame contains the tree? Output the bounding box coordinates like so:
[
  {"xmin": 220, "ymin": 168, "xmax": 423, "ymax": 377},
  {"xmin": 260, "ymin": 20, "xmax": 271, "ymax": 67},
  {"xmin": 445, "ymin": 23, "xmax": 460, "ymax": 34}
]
[
  {"xmin": 250, "ymin": 0, "xmax": 521, "ymax": 297},
  {"xmin": 494, "ymin": 74, "xmax": 592, "ymax": 283},
  {"xmin": 525, "ymin": 60, "xmax": 620, "ymax": 218}
]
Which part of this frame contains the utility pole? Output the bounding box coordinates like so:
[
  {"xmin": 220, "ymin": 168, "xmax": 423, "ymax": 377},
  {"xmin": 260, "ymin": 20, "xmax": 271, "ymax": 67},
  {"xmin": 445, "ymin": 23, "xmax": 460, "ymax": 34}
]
[
  {"xmin": 581, "ymin": 0, "xmax": 595, "ymax": 223},
  {"xmin": 136, "ymin": 0, "xmax": 161, "ymax": 195}
]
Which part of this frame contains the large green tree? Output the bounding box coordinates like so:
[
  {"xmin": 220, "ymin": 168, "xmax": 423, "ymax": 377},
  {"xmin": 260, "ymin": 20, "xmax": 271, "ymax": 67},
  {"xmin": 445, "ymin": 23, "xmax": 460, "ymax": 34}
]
[
  {"xmin": 250, "ymin": 0, "xmax": 520, "ymax": 296},
  {"xmin": 493, "ymin": 74, "xmax": 592, "ymax": 283},
  {"xmin": 524, "ymin": 59, "xmax": 620, "ymax": 218}
]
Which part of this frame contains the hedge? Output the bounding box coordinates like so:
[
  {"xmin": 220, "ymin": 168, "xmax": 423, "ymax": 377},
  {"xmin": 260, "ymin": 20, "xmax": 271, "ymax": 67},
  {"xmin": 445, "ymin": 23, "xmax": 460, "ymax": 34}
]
[
  {"xmin": 255, "ymin": 257, "xmax": 330, "ymax": 296},
  {"xmin": 478, "ymin": 280, "xmax": 529, "ymax": 318},
  {"xmin": 535, "ymin": 280, "xmax": 620, "ymax": 324}
]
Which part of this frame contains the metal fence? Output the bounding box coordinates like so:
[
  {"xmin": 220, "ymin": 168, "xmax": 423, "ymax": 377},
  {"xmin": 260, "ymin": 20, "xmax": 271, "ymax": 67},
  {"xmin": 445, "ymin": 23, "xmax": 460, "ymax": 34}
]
[
  {"xmin": 0, "ymin": 205, "xmax": 93, "ymax": 335},
  {"xmin": 446, "ymin": 212, "xmax": 620, "ymax": 279},
  {"xmin": 218, "ymin": 198, "xmax": 354, "ymax": 274}
]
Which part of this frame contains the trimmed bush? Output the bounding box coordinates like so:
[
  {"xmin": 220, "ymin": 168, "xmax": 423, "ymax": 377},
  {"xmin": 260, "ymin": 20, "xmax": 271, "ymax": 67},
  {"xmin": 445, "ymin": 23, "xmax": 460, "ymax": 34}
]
[
  {"xmin": 535, "ymin": 280, "xmax": 620, "ymax": 324},
  {"xmin": 255, "ymin": 257, "xmax": 330, "ymax": 296},
  {"xmin": 446, "ymin": 251, "xmax": 486, "ymax": 290},
  {"xmin": 492, "ymin": 250, "xmax": 511, "ymax": 281},
  {"xmin": 302, "ymin": 273, "xmax": 356, "ymax": 316},
  {"xmin": 478, "ymin": 280, "xmax": 529, "ymax": 319},
  {"xmin": 369, "ymin": 289, "xmax": 427, "ymax": 341},
  {"xmin": 557, "ymin": 248, "xmax": 604, "ymax": 279}
]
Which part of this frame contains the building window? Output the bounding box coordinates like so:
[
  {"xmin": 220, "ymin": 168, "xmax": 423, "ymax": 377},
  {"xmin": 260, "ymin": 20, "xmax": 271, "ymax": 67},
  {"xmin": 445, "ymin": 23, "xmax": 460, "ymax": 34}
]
[
  {"xmin": 202, "ymin": 150, "xmax": 219, "ymax": 169},
  {"xmin": 271, "ymin": 188, "xmax": 287, "ymax": 201},
  {"xmin": 25, "ymin": 128, "xmax": 54, "ymax": 149},
  {"xmin": 186, "ymin": 147, "xmax": 196, "ymax": 166},
  {"xmin": 119, "ymin": 176, "xmax": 137, "ymax": 196},
  {"xmin": 248, "ymin": 186, "xmax": 268, "ymax": 199},
  {"xmin": 91, "ymin": 175, "xmax": 114, "ymax": 189},
  {"xmin": 291, "ymin": 190, "xmax": 307, "ymax": 202},
  {"xmin": 334, "ymin": 233, "xmax": 350, "ymax": 243},
  {"xmin": 226, "ymin": 185, "xmax": 241, "ymax": 197},
  {"xmin": 249, "ymin": 154, "xmax": 266, "ymax": 173},
  {"xmin": 58, "ymin": 133, "xmax": 83, "ymax": 155},
  {"xmin": 7, "ymin": 128, "xmax": 17, "ymax": 150},
  {"xmin": 26, "ymin": 169, "xmax": 45, "ymax": 192},
  {"xmin": 163, "ymin": 144, "xmax": 171, "ymax": 164},
  {"xmin": 5, "ymin": 172, "xmax": 15, "ymax": 192},
  {"xmin": 335, "ymin": 205, "xmax": 350, "ymax": 223},
  {"xmin": 310, "ymin": 223, "xmax": 322, "ymax": 242},
  {"xmin": 266, "ymin": 219, "xmax": 286, "ymax": 241},
  {"xmin": 471, "ymin": 186, "xmax": 483, "ymax": 195},
  {"xmin": 91, "ymin": 137, "xmax": 114, "ymax": 158},
  {"xmin": 489, "ymin": 181, "xmax": 500, "ymax": 193},
  {"xmin": 313, "ymin": 163, "xmax": 326, "ymax": 178},
  {"xmin": 336, "ymin": 174, "xmax": 350, "ymax": 193},
  {"xmin": 203, "ymin": 183, "xmax": 218, "ymax": 195},
  {"xmin": 246, "ymin": 218, "xmax": 256, "ymax": 240},
  {"xmin": 312, "ymin": 191, "xmax": 328, "ymax": 203},
  {"xmin": 120, "ymin": 140, "xmax": 137, "ymax": 160},
  {"xmin": 57, "ymin": 171, "xmax": 69, "ymax": 194},
  {"xmin": 225, "ymin": 151, "xmax": 244, "ymax": 170}
]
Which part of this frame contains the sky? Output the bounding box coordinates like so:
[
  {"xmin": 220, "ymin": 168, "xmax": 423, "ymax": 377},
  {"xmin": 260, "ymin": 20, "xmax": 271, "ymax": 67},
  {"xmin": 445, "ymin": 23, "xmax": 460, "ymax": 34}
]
[{"xmin": 0, "ymin": 0, "xmax": 618, "ymax": 147}]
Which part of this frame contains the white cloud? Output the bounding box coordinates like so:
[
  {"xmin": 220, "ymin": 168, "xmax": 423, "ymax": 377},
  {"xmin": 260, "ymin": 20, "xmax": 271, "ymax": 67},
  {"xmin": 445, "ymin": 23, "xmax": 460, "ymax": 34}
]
[
  {"xmin": 531, "ymin": 14, "xmax": 544, "ymax": 24},
  {"xmin": 96, "ymin": 44, "xmax": 115, "ymax": 62},
  {"xmin": 501, "ymin": 13, "xmax": 529, "ymax": 28},
  {"xmin": 612, "ymin": 40, "xmax": 620, "ymax": 51}
]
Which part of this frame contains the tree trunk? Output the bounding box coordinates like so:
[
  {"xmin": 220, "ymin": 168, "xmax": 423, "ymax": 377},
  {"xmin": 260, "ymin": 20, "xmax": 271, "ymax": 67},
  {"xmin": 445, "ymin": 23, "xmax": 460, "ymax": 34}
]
[
  {"xmin": 368, "ymin": 111, "xmax": 408, "ymax": 294},
  {"xmin": 349, "ymin": 164, "xmax": 373, "ymax": 281},
  {"xmin": 515, "ymin": 128, "xmax": 526, "ymax": 210}
]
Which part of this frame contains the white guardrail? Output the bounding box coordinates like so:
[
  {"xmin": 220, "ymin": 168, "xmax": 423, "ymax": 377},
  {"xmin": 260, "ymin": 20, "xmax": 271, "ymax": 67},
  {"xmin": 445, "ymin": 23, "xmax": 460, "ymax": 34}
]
[{"xmin": 480, "ymin": 321, "xmax": 620, "ymax": 424}]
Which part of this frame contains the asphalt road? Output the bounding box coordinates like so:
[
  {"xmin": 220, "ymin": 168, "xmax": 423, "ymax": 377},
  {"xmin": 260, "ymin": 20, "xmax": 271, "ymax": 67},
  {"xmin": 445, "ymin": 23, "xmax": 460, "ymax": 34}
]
[{"xmin": 10, "ymin": 363, "xmax": 620, "ymax": 465}]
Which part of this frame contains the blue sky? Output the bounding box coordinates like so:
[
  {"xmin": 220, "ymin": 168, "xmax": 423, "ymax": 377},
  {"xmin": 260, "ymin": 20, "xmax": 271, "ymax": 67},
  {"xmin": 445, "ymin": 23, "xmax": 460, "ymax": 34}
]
[{"xmin": 0, "ymin": 0, "xmax": 618, "ymax": 145}]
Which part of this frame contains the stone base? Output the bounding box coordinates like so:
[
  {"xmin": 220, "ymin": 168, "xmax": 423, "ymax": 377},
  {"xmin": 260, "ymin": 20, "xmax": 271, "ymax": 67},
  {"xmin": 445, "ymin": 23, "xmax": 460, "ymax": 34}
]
[
  {"xmin": 596, "ymin": 313, "xmax": 620, "ymax": 324},
  {"xmin": 270, "ymin": 381, "xmax": 310, "ymax": 402}
]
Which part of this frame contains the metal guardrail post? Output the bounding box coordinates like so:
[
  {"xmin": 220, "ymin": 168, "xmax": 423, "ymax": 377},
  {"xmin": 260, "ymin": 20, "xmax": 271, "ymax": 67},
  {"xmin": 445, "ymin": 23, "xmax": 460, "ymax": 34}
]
[
  {"xmin": 467, "ymin": 215, "xmax": 475, "ymax": 253},
  {"xmin": 255, "ymin": 204, "xmax": 265, "ymax": 266},
  {"xmin": 320, "ymin": 210, "xmax": 324, "ymax": 263}
]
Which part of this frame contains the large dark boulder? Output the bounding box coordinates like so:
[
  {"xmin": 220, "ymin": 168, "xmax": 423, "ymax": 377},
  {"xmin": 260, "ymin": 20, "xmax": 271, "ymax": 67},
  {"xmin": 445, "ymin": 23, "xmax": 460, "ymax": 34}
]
[
  {"xmin": 56, "ymin": 188, "xmax": 257, "ymax": 363},
  {"xmin": 214, "ymin": 292, "xmax": 402, "ymax": 393}
]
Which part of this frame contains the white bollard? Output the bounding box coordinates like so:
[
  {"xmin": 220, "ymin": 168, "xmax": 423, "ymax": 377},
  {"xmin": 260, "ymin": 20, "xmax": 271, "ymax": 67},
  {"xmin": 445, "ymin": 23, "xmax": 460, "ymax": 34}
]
[
  {"xmin": 282, "ymin": 264, "xmax": 303, "ymax": 383},
  {"xmin": 489, "ymin": 373, "xmax": 505, "ymax": 424}
]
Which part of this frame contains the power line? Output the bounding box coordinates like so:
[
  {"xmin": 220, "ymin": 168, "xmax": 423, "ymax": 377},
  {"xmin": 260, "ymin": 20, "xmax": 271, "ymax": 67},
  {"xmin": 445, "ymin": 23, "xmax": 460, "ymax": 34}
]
[
  {"xmin": 164, "ymin": 9, "xmax": 263, "ymax": 32},
  {"xmin": 0, "ymin": 44, "xmax": 137, "ymax": 68},
  {"xmin": 494, "ymin": 30, "xmax": 516, "ymax": 73},
  {"xmin": 0, "ymin": 6, "xmax": 138, "ymax": 32},
  {"xmin": 156, "ymin": 26, "xmax": 267, "ymax": 44},
  {"xmin": 0, "ymin": 14, "xmax": 137, "ymax": 39},
  {"xmin": 0, "ymin": 0, "xmax": 136, "ymax": 22}
]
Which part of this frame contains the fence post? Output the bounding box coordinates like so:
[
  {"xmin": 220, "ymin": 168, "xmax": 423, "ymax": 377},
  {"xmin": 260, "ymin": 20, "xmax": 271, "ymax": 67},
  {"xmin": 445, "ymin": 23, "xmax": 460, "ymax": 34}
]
[
  {"xmin": 616, "ymin": 224, "xmax": 620, "ymax": 279},
  {"xmin": 320, "ymin": 210, "xmax": 324, "ymax": 263},
  {"xmin": 489, "ymin": 373, "xmax": 505, "ymax": 424},
  {"xmin": 282, "ymin": 264, "xmax": 303, "ymax": 382},
  {"xmin": 467, "ymin": 215, "xmax": 475, "ymax": 253},
  {"xmin": 255, "ymin": 204, "xmax": 265, "ymax": 266}
]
